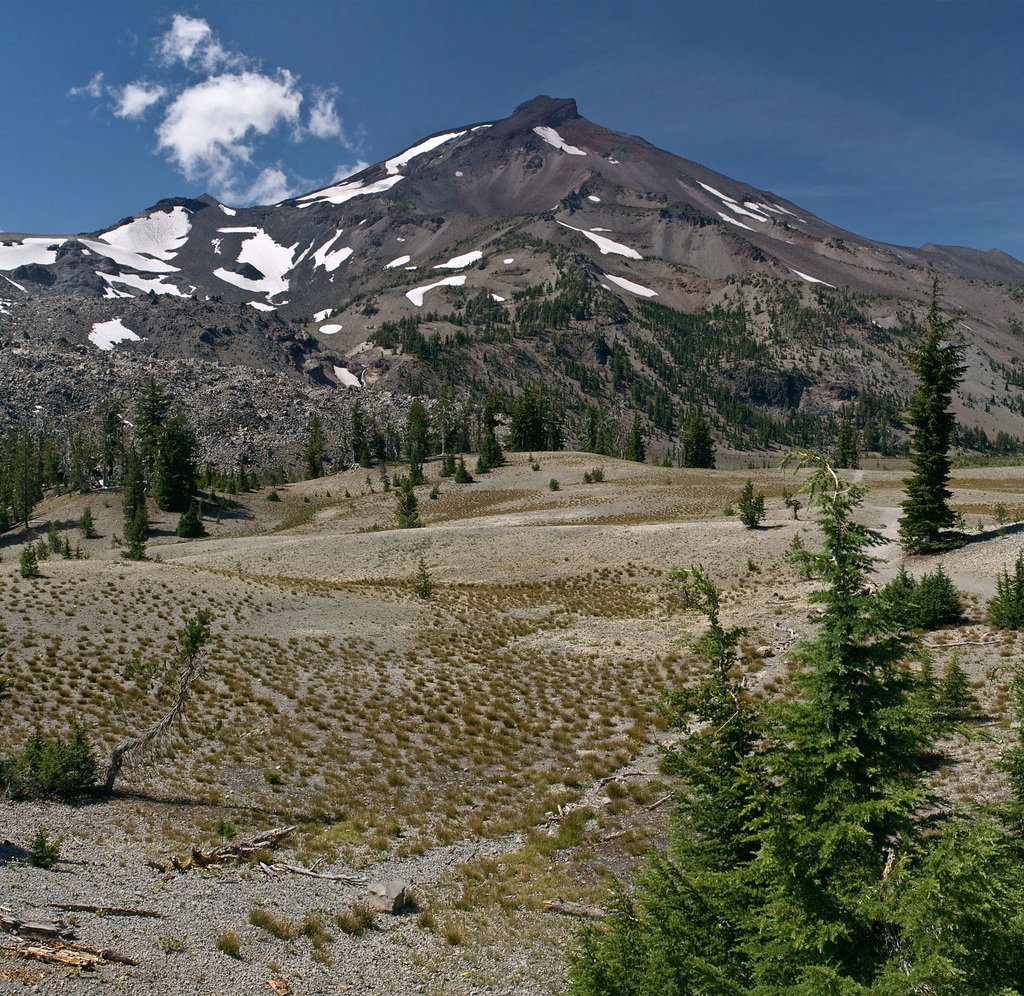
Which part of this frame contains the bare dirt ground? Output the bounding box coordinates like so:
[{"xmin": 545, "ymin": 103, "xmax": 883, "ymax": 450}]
[{"xmin": 1, "ymin": 454, "xmax": 1023, "ymax": 993}]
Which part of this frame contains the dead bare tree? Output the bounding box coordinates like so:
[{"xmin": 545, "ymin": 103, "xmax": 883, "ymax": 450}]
[{"xmin": 102, "ymin": 609, "xmax": 212, "ymax": 793}]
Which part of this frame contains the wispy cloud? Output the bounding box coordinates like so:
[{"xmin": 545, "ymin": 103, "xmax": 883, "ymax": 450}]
[
  {"xmin": 69, "ymin": 13, "xmax": 361, "ymax": 205},
  {"xmin": 114, "ymin": 81, "xmax": 167, "ymax": 119}
]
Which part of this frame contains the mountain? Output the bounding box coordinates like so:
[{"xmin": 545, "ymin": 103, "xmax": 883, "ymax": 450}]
[{"xmin": 3, "ymin": 95, "xmax": 1024, "ymax": 468}]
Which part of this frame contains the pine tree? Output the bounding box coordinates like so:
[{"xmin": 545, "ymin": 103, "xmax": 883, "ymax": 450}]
[
  {"xmin": 834, "ymin": 417, "xmax": 860, "ymax": 469},
  {"xmin": 899, "ymin": 281, "xmax": 966, "ymax": 552},
  {"xmin": 19, "ymin": 543, "xmax": 39, "ymax": 578},
  {"xmin": 395, "ymin": 477, "xmax": 422, "ymax": 529},
  {"xmin": 454, "ymin": 457, "xmax": 473, "ymax": 484},
  {"xmin": 303, "ymin": 413, "xmax": 325, "ymax": 480},
  {"xmin": 623, "ymin": 413, "xmax": 645, "ymax": 463},
  {"xmin": 135, "ymin": 376, "xmax": 172, "ymax": 478},
  {"xmin": 176, "ymin": 501, "xmax": 206, "ymax": 538},
  {"xmin": 681, "ymin": 411, "xmax": 715, "ymax": 468},
  {"xmin": 406, "ymin": 400, "xmax": 429, "ymax": 485},
  {"xmin": 737, "ymin": 478, "xmax": 765, "ymax": 528},
  {"xmin": 153, "ymin": 414, "xmax": 197, "ymax": 512},
  {"xmin": 570, "ymin": 459, "xmax": 1024, "ymax": 995}
]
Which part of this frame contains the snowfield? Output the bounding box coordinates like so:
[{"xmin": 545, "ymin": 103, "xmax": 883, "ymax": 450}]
[
  {"xmin": 98, "ymin": 272, "xmax": 188, "ymax": 297},
  {"xmin": 312, "ymin": 231, "xmax": 353, "ymax": 273},
  {"xmin": 434, "ymin": 250, "xmax": 482, "ymax": 269},
  {"xmin": 386, "ymin": 131, "xmax": 467, "ymax": 175},
  {"xmin": 99, "ymin": 206, "xmax": 191, "ymax": 261},
  {"xmin": 790, "ymin": 269, "xmax": 835, "ymax": 287},
  {"xmin": 320, "ymin": 324, "xmax": 343, "ymax": 335},
  {"xmin": 405, "ymin": 275, "xmax": 466, "ymax": 307},
  {"xmin": 557, "ymin": 222, "xmax": 641, "ymax": 259},
  {"xmin": 386, "ymin": 255, "xmax": 412, "ymax": 269},
  {"xmin": 297, "ymin": 174, "xmax": 405, "ymax": 209},
  {"xmin": 604, "ymin": 273, "xmax": 658, "ymax": 297},
  {"xmin": 80, "ymin": 239, "xmax": 181, "ymax": 274},
  {"xmin": 533, "ymin": 126, "xmax": 586, "ymax": 155},
  {"xmin": 334, "ymin": 365, "xmax": 361, "ymax": 387},
  {"xmin": 213, "ymin": 229, "xmax": 300, "ymax": 298},
  {"xmin": 0, "ymin": 238, "xmax": 65, "ymax": 269},
  {"xmin": 89, "ymin": 318, "xmax": 142, "ymax": 351}
]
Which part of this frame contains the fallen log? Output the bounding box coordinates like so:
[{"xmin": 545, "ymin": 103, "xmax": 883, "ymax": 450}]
[
  {"xmin": 544, "ymin": 898, "xmax": 609, "ymax": 919},
  {"xmin": 0, "ymin": 937, "xmax": 137, "ymax": 968},
  {"xmin": 268, "ymin": 863, "xmax": 366, "ymax": 884},
  {"xmin": 48, "ymin": 903, "xmax": 168, "ymax": 919},
  {"xmin": 157, "ymin": 826, "xmax": 297, "ymax": 873},
  {"xmin": 0, "ymin": 915, "xmax": 71, "ymax": 942}
]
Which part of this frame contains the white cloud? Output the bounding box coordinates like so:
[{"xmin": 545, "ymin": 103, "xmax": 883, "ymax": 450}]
[
  {"xmin": 158, "ymin": 14, "xmax": 235, "ymax": 72},
  {"xmin": 114, "ymin": 81, "xmax": 167, "ymax": 119},
  {"xmin": 156, "ymin": 70, "xmax": 303, "ymax": 186},
  {"xmin": 308, "ymin": 88, "xmax": 342, "ymax": 140},
  {"xmin": 333, "ymin": 160, "xmax": 371, "ymax": 182},
  {"xmin": 69, "ymin": 71, "xmax": 106, "ymax": 98},
  {"xmin": 224, "ymin": 167, "xmax": 294, "ymax": 206}
]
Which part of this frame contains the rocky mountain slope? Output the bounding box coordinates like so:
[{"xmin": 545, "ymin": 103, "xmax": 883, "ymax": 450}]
[{"xmin": 4, "ymin": 95, "xmax": 1024, "ymax": 466}]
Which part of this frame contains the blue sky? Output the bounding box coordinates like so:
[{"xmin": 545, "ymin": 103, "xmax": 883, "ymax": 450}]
[{"xmin": 3, "ymin": 1, "xmax": 1023, "ymax": 259}]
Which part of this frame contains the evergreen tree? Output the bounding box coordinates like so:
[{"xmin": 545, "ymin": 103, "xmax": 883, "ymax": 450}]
[
  {"xmin": 395, "ymin": 477, "xmax": 422, "ymax": 528},
  {"xmin": 737, "ymin": 478, "xmax": 765, "ymax": 528},
  {"xmin": 623, "ymin": 413, "xmax": 646, "ymax": 463},
  {"xmin": 570, "ymin": 460, "xmax": 1024, "ymax": 995},
  {"xmin": 350, "ymin": 401, "xmax": 371, "ymax": 467},
  {"xmin": 135, "ymin": 376, "xmax": 172, "ymax": 478},
  {"xmin": 899, "ymin": 281, "xmax": 966, "ymax": 552},
  {"xmin": 19, "ymin": 543, "xmax": 39, "ymax": 578},
  {"xmin": 176, "ymin": 501, "xmax": 206, "ymax": 538},
  {"xmin": 834, "ymin": 417, "xmax": 860, "ymax": 469},
  {"xmin": 681, "ymin": 411, "xmax": 715, "ymax": 468},
  {"xmin": 303, "ymin": 413, "xmax": 325, "ymax": 480},
  {"xmin": 153, "ymin": 414, "xmax": 197, "ymax": 512},
  {"xmin": 122, "ymin": 448, "xmax": 148, "ymax": 560},
  {"xmin": 454, "ymin": 457, "xmax": 474, "ymax": 484},
  {"xmin": 476, "ymin": 391, "xmax": 504, "ymax": 473},
  {"xmin": 10, "ymin": 428, "xmax": 42, "ymax": 529},
  {"xmin": 406, "ymin": 400, "xmax": 429, "ymax": 485}
]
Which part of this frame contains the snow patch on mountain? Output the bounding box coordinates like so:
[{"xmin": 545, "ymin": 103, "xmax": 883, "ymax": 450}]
[
  {"xmin": 386, "ymin": 255, "xmax": 412, "ymax": 269},
  {"xmin": 790, "ymin": 269, "xmax": 835, "ymax": 287},
  {"xmin": 80, "ymin": 239, "xmax": 180, "ymax": 274},
  {"xmin": 0, "ymin": 238, "xmax": 65, "ymax": 269},
  {"xmin": 89, "ymin": 318, "xmax": 142, "ymax": 351},
  {"xmin": 717, "ymin": 212, "xmax": 755, "ymax": 232},
  {"xmin": 314, "ymin": 308, "xmax": 332, "ymax": 322},
  {"xmin": 604, "ymin": 273, "xmax": 658, "ymax": 297},
  {"xmin": 405, "ymin": 275, "xmax": 466, "ymax": 307},
  {"xmin": 434, "ymin": 250, "xmax": 482, "ymax": 269},
  {"xmin": 98, "ymin": 272, "xmax": 188, "ymax": 297},
  {"xmin": 320, "ymin": 324, "xmax": 343, "ymax": 335},
  {"xmin": 334, "ymin": 366, "xmax": 361, "ymax": 387},
  {"xmin": 297, "ymin": 174, "xmax": 404, "ymax": 209},
  {"xmin": 533, "ymin": 126, "xmax": 586, "ymax": 155},
  {"xmin": 248, "ymin": 301, "xmax": 277, "ymax": 312},
  {"xmin": 311, "ymin": 230, "xmax": 353, "ymax": 272},
  {"xmin": 386, "ymin": 130, "xmax": 467, "ymax": 175},
  {"xmin": 100, "ymin": 206, "xmax": 191, "ymax": 261},
  {"xmin": 557, "ymin": 222, "xmax": 641, "ymax": 259},
  {"xmin": 588, "ymin": 195, "xmax": 601, "ymax": 202},
  {"xmin": 213, "ymin": 229, "xmax": 299, "ymax": 298}
]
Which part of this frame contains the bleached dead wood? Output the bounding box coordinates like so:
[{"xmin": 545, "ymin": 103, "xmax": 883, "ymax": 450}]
[
  {"xmin": 48, "ymin": 903, "xmax": 168, "ymax": 919},
  {"xmin": 0, "ymin": 937, "xmax": 137, "ymax": 968},
  {"xmin": 150, "ymin": 825, "xmax": 298, "ymax": 873},
  {"xmin": 543, "ymin": 898, "xmax": 609, "ymax": 919},
  {"xmin": 0, "ymin": 914, "xmax": 71, "ymax": 942}
]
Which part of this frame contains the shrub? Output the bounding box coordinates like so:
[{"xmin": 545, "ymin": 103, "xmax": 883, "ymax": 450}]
[
  {"xmin": 28, "ymin": 825, "xmax": 62, "ymax": 869},
  {"xmin": 549, "ymin": 478, "xmax": 560, "ymax": 492},
  {"xmin": 19, "ymin": 544, "xmax": 39, "ymax": 578},
  {"xmin": 176, "ymin": 501, "xmax": 206, "ymax": 538},
  {"xmin": 266, "ymin": 488, "xmax": 280, "ymax": 502},
  {"xmin": 249, "ymin": 907, "xmax": 297, "ymax": 940},
  {"xmin": 3, "ymin": 722, "xmax": 97, "ymax": 798},
  {"xmin": 216, "ymin": 929, "xmax": 242, "ymax": 958},
  {"xmin": 737, "ymin": 478, "xmax": 765, "ymax": 529},
  {"xmin": 880, "ymin": 564, "xmax": 963, "ymax": 630},
  {"xmin": 989, "ymin": 549, "xmax": 1024, "ymax": 629},
  {"xmin": 78, "ymin": 506, "xmax": 96, "ymax": 537},
  {"xmin": 335, "ymin": 903, "xmax": 376, "ymax": 935}
]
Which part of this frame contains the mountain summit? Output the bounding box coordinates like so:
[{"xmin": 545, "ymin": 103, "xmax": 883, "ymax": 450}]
[{"xmin": 3, "ymin": 96, "xmax": 1024, "ymax": 463}]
